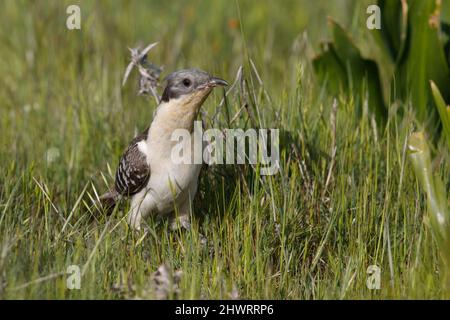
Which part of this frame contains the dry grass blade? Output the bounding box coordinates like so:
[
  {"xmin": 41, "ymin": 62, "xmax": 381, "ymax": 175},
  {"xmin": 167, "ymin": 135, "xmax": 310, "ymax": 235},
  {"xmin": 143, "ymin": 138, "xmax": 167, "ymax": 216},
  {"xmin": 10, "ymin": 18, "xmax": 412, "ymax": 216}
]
[
  {"xmin": 32, "ymin": 177, "xmax": 69, "ymax": 226},
  {"xmin": 9, "ymin": 271, "xmax": 66, "ymax": 291},
  {"xmin": 57, "ymin": 182, "xmax": 89, "ymax": 239},
  {"xmin": 122, "ymin": 42, "xmax": 158, "ymax": 86},
  {"xmin": 322, "ymin": 98, "xmax": 338, "ymax": 200},
  {"xmin": 211, "ymin": 66, "xmax": 243, "ymax": 124},
  {"xmin": 122, "ymin": 42, "xmax": 162, "ymax": 104}
]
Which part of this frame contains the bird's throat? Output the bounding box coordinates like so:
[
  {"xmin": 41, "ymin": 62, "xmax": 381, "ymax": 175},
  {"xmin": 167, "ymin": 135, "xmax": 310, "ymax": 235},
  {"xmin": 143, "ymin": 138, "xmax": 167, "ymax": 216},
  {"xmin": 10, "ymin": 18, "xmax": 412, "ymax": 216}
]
[{"xmin": 147, "ymin": 92, "xmax": 209, "ymax": 145}]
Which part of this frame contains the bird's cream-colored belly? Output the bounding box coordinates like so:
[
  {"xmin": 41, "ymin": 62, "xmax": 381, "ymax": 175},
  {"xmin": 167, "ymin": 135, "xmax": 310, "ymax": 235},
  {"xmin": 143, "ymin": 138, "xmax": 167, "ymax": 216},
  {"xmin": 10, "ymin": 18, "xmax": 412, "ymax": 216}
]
[
  {"xmin": 134, "ymin": 133, "xmax": 202, "ymax": 216},
  {"xmin": 146, "ymin": 162, "xmax": 201, "ymax": 214}
]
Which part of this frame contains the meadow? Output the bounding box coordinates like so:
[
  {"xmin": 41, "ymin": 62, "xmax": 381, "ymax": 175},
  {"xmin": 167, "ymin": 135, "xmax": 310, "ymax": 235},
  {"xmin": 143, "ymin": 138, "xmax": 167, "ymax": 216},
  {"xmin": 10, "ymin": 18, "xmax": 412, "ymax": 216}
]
[{"xmin": 0, "ymin": 0, "xmax": 449, "ymax": 299}]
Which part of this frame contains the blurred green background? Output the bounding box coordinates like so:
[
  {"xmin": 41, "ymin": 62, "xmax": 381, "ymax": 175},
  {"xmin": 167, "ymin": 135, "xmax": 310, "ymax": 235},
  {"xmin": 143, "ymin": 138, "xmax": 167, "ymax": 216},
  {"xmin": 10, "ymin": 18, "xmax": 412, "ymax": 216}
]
[{"xmin": 1, "ymin": 0, "xmax": 372, "ymax": 182}]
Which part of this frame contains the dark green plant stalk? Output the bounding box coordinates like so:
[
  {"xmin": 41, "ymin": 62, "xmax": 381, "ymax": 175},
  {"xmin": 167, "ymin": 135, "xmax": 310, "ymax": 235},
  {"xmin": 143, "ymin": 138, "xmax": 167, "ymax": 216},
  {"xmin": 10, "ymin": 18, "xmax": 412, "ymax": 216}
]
[{"xmin": 408, "ymin": 132, "xmax": 450, "ymax": 277}]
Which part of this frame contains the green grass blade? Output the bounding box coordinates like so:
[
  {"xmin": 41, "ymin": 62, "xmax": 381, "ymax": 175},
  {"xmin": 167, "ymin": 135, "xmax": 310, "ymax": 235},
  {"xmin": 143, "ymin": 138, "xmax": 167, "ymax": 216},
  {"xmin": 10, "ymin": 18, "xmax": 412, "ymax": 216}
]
[{"xmin": 430, "ymin": 81, "xmax": 450, "ymax": 148}]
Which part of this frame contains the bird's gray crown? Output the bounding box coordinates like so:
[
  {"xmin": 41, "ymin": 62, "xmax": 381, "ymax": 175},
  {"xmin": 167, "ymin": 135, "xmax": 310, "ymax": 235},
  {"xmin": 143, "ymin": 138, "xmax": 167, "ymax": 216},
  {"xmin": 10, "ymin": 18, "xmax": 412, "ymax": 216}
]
[{"xmin": 161, "ymin": 68, "xmax": 227, "ymax": 102}]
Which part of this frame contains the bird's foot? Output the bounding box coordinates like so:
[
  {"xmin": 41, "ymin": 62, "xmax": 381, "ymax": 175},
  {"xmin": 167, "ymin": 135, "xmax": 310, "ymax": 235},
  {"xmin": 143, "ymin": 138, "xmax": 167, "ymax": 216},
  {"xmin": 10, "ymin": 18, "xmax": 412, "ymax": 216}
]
[
  {"xmin": 131, "ymin": 223, "xmax": 150, "ymax": 246},
  {"xmin": 170, "ymin": 214, "xmax": 191, "ymax": 231},
  {"xmin": 170, "ymin": 215, "xmax": 208, "ymax": 247},
  {"xmin": 198, "ymin": 232, "xmax": 208, "ymax": 246}
]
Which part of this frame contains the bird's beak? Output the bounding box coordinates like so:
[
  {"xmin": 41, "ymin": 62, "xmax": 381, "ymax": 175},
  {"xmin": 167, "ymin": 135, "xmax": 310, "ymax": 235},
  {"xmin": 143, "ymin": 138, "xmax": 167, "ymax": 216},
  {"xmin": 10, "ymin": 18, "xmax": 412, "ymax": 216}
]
[{"xmin": 208, "ymin": 76, "xmax": 229, "ymax": 87}]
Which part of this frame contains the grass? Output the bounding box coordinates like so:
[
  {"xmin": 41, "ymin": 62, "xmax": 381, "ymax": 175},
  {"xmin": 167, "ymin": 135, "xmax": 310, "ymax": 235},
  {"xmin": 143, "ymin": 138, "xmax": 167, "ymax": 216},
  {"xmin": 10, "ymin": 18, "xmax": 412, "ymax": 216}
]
[{"xmin": 0, "ymin": 0, "xmax": 449, "ymax": 299}]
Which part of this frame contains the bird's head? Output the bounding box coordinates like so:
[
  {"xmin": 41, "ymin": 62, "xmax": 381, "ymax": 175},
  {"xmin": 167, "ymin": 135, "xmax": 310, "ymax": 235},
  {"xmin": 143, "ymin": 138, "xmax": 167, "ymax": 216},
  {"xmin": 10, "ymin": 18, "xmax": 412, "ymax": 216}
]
[
  {"xmin": 161, "ymin": 68, "xmax": 228, "ymax": 110},
  {"xmin": 152, "ymin": 68, "xmax": 228, "ymax": 131}
]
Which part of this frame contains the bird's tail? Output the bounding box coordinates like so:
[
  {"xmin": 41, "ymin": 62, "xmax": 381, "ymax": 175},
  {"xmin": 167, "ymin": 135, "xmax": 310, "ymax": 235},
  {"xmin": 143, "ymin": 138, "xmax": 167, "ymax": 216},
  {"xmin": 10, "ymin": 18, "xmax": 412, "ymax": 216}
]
[{"xmin": 98, "ymin": 189, "xmax": 121, "ymax": 214}]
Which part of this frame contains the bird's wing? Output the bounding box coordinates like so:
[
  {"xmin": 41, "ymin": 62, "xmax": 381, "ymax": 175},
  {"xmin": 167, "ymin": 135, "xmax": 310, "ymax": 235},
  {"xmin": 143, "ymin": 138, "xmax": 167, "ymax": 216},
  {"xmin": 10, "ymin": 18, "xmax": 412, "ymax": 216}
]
[{"xmin": 114, "ymin": 128, "xmax": 150, "ymax": 196}]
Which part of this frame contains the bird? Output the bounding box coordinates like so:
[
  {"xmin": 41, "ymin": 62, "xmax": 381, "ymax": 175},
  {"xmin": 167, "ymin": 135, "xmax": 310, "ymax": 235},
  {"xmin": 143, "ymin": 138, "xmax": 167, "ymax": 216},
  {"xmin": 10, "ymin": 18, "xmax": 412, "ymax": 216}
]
[{"xmin": 100, "ymin": 68, "xmax": 228, "ymax": 231}]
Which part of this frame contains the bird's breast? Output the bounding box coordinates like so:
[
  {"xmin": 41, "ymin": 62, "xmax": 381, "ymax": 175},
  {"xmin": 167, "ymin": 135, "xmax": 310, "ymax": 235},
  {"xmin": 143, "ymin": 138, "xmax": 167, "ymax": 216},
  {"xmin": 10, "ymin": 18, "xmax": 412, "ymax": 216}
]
[{"xmin": 144, "ymin": 137, "xmax": 201, "ymax": 207}]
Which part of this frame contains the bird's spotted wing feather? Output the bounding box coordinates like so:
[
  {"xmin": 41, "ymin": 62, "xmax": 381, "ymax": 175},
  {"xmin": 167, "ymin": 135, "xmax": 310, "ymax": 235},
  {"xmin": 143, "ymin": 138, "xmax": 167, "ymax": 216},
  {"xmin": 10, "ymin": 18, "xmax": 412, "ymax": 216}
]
[{"xmin": 115, "ymin": 129, "xmax": 150, "ymax": 196}]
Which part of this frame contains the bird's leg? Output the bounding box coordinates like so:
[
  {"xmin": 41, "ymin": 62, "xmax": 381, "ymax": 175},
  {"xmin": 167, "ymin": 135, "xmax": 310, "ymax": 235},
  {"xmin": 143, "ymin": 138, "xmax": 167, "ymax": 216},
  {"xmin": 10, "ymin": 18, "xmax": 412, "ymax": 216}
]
[
  {"xmin": 170, "ymin": 212, "xmax": 191, "ymax": 231},
  {"xmin": 170, "ymin": 200, "xmax": 191, "ymax": 231},
  {"xmin": 128, "ymin": 190, "xmax": 154, "ymax": 231},
  {"xmin": 170, "ymin": 199, "xmax": 207, "ymax": 246},
  {"xmin": 128, "ymin": 205, "xmax": 143, "ymax": 231}
]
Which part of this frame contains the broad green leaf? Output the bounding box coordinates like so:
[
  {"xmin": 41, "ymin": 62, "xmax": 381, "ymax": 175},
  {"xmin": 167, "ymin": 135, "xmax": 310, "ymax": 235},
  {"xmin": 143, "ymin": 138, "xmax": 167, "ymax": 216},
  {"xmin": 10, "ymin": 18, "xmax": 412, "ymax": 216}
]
[
  {"xmin": 396, "ymin": 0, "xmax": 450, "ymax": 124},
  {"xmin": 313, "ymin": 42, "xmax": 347, "ymax": 94},
  {"xmin": 377, "ymin": 0, "xmax": 409, "ymax": 63},
  {"xmin": 313, "ymin": 19, "xmax": 387, "ymax": 124},
  {"xmin": 442, "ymin": 0, "xmax": 450, "ymax": 25},
  {"xmin": 367, "ymin": 0, "xmax": 408, "ymax": 105},
  {"xmin": 442, "ymin": 22, "xmax": 450, "ymax": 65}
]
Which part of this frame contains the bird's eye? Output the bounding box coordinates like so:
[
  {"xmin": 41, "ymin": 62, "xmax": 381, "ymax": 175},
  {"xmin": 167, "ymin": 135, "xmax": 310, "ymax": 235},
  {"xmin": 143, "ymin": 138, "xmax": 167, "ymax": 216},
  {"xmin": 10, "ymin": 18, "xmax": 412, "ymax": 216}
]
[{"xmin": 182, "ymin": 78, "xmax": 191, "ymax": 87}]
